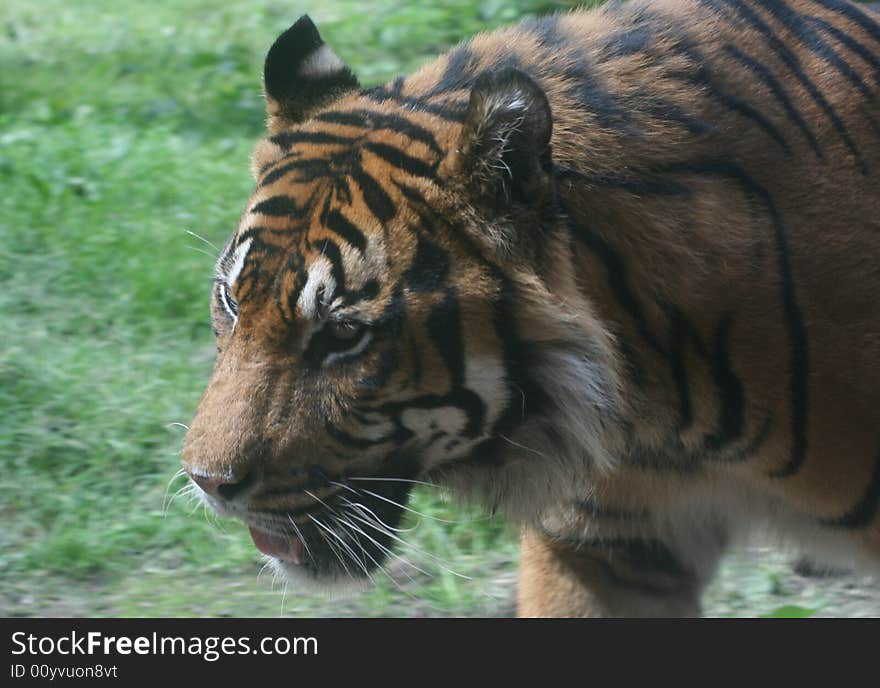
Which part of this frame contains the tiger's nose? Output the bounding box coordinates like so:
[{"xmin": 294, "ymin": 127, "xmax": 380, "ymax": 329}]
[{"xmin": 186, "ymin": 468, "xmax": 257, "ymax": 501}]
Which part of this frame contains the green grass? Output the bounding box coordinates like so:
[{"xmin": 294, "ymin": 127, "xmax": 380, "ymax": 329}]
[
  {"xmin": 5, "ymin": 0, "xmax": 873, "ymax": 619},
  {"xmin": 0, "ymin": 0, "xmax": 589, "ymax": 617}
]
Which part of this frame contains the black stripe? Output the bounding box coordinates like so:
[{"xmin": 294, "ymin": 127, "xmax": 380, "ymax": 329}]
[
  {"xmin": 541, "ymin": 530, "xmax": 697, "ymax": 593},
  {"xmin": 725, "ymin": 44, "xmax": 822, "ymax": 158},
  {"xmin": 218, "ymin": 282, "xmax": 238, "ymax": 317},
  {"xmin": 273, "ymin": 251, "xmax": 307, "ymax": 326},
  {"xmin": 654, "ymin": 158, "xmax": 809, "ymax": 478},
  {"xmin": 820, "ymin": 448, "xmax": 880, "ymax": 529},
  {"xmin": 425, "ymin": 44, "xmax": 479, "ymax": 97},
  {"xmin": 628, "ymin": 440, "xmax": 705, "ymax": 474},
  {"xmin": 322, "ymin": 207, "xmax": 367, "ymax": 254},
  {"xmin": 302, "ymin": 322, "xmax": 371, "ymax": 369},
  {"xmin": 702, "ymin": 313, "xmax": 745, "ymax": 451},
  {"xmin": 404, "ymin": 236, "xmax": 450, "ymax": 293},
  {"xmin": 529, "ymin": 16, "xmax": 651, "ymax": 134},
  {"xmin": 392, "ymin": 179, "xmax": 429, "ymax": 208},
  {"xmin": 575, "ymin": 498, "xmax": 649, "ymax": 521},
  {"xmin": 556, "ymin": 165, "xmax": 692, "ymax": 197},
  {"xmin": 623, "ymin": 24, "xmax": 793, "ymax": 155},
  {"xmin": 564, "ymin": 54, "xmax": 637, "ymax": 132},
  {"xmin": 260, "ymin": 159, "xmax": 302, "ymax": 186},
  {"xmin": 710, "ymin": 86, "xmax": 792, "ymax": 154},
  {"xmin": 340, "ymin": 279, "xmax": 380, "ymax": 307},
  {"xmin": 315, "ymin": 109, "xmax": 444, "ymax": 155},
  {"xmin": 388, "ymin": 76, "xmax": 405, "ymax": 98},
  {"xmin": 311, "ymin": 238, "xmax": 347, "ymax": 295},
  {"xmin": 645, "ymin": 100, "xmax": 717, "ymax": 134},
  {"xmin": 718, "ymin": 414, "xmax": 774, "ymax": 464},
  {"xmin": 807, "ymin": 15, "xmax": 880, "ymax": 85},
  {"xmin": 364, "ymin": 88, "xmax": 468, "ymax": 122},
  {"xmin": 426, "ymin": 289, "xmax": 465, "ymax": 387},
  {"xmin": 236, "ymin": 224, "xmax": 300, "ymax": 245},
  {"xmin": 867, "ymin": 109, "xmax": 880, "ymax": 139},
  {"xmin": 589, "ymin": 537, "xmax": 692, "ymax": 580},
  {"xmin": 408, "ymin": 331, "xmax": 423, "ymax": 389},
  {"xmin": 358, "ymin": 285, "xmax": 406, "ymax": 390},
  {"xmin": 671, "ymin": 46, "xmax": 793, "ymax": 154},
  {"xmin": 759, "ymin": 0, "xmax": 873, "ymax": 100},
  {"xmin": 411, "ymin": 208, "xmax": 438, "ymax": 237},
  {"xmin": 350, "ymin": 167, "xmax": 396, "ymax": 223},
  {"xmin": 531, "ymin": 16, "xmax": 700, "ymax": 134},
  {"xmin": 314, "ymin": 110, "xmax": 369, "ymax": 128},
  {"xmin": 807, "ymin": 0, "xmax": 880, "ymax": 46},
  {"xmin": 325, "ymin": 420, "xmax": 407, "ymax": 450},
  {"xmin": 523, "ymin": 14, "xmax": 563, "ymax": 49},
  {"xmin": 700, "ymin": 0, "xmax": 865, "ymax": 171},
  {"xmin": 596, "ymin": 27, "xmax": 653, "ymax": 61},
  {"xmin": 661, "ymin": 302, "xmax": 709, "ymax": 431},
  {"xmin": 270, "ymin": 130, "xmax": 356, "ymax": 149},
  {"xmin": 453, "ymin": 268, "xmax": 548, "ymax": 469},
  {"xmin": 560, "ymin": 200, "xmax": 667, "ymax": 358},
  {"xmin": 251, "ymin": 195, "xmax": 299, "ymax": 217},
  {"xmin": 260, "ymin": 157, "xmax": 331, "ymax": 186},
  {"xmin": 363, "ymin": 141, "xmax": 438, "ymax": 180},
  {"xmin": 670, "ymin": 321, "xmax": 693, "ymax": 431},
  {"xmin": 374, "ymin": 387, "xmax": 487, "ymax": 439},
  {"xmin": 331, "ymin": 174, "xmax": 353, "ymax": 206},
  {"xmin": 231, "ymin": 236, "xmax": 286, "ymax": 304}
]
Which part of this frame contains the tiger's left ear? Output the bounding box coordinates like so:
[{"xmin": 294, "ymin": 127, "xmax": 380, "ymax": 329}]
[
  {"xmin": 444, "ymin": 68, "xmax": 553, "ymax": 207},
  {"xmin": 263, "ymin": 15, "xmax": 360, "ymax": 132}
]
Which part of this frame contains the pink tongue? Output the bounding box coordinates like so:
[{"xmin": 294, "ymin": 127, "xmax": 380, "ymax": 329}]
[{"xmin": 248, "ymin": 527, "xmax": 303, "ymax": 565}]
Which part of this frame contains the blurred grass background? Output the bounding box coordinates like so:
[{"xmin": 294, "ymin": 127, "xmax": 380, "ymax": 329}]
[
  {"xmin": 1, "ymin": 0, "xmax": 877, "ymax": 618},
  {"xmin": 0, "ymin": 0, "xmax": 586, "ymax": 618}
]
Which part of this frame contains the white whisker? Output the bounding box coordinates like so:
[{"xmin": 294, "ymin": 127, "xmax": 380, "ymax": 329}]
[
  {"xmin": 337, "ymin": 496, "xmax": 420, "ymax": 533},
  {"xmin": 349, "ymin": 476, "xmax": 442, "ymax": 489},
  {"xmin": 307, "ymin": 514, "xmax": 354, "ymax": 581},
  {"xmin": 346, "ymin": 508, "xmax": 471, "ymax": 580},
  {"xmin": 327, "ymin": 515, "xmax": 374, "ymax": 582},
  {"xmin": 287, "ymin": 515, "xmax": 313, "ymax": 562},
  {"xmin": 188, "ymin": 245, "xmax": 218, "ymax": 260},
  {"xmin": 257, "ymin": 558, "xmax": 274, "ymax": 582},
  {"xmin": 335, "ymin": 510, "xmax": 424, "ymax": 591},
  {"xmin": 185, "ymin": 229, "xmax": 220, "ymax": 252},
  {"xmin": 498, "ymin": 433, "xmax": 552, "ymax": 461},
  {"xmin": 280, "ymin": 579, "xmax": 288, "ymax": 617},
  {"xmin": 337, "ymin": 506, "xmax": 432, "ymax": 578},
  {"xmin": 356, "ymin": 487, "xmax": 478, "ymax": 524},
  {"xmin": 162, "ymin": 468, "xmax": 189, "ymax": 517}
]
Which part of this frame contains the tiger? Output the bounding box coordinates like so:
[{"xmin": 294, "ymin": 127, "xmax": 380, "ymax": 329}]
[{"xmin": 180, "ymin": 0, "xmax": 880, "ymax": 617}]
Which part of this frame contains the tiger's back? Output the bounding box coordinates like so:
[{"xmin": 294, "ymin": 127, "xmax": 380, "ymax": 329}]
[
  {"xmin": 182, "ymin": 0, "xmax": 880, "ymax": 617},
  {"xmin": 505, "ymin": 0, "xmax": 880, "ymax": 615}
]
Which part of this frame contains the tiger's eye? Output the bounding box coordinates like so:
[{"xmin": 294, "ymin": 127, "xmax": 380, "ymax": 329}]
[{"xmin": 326, "ymin": 320, "xmax": 363, "ymax": 340}]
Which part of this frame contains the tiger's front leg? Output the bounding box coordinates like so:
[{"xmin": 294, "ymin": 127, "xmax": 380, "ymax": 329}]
[{"xmin": 517, "ymin": 524, "xmax": 722, "ymax": 618}]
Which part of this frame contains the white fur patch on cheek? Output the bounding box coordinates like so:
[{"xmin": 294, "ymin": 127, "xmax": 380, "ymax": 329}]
[
  {"xmin": 346, "ymin": 409, "xmax": 396, "ymax": 442},
  {"xmin": 401, "ymin": 407, "xmax": 476, "ymax": 467},
  {"xmin": 298, "ymin": 44, "xmax": 346, "ymax": 79},
  {"xmin": 298, "ymin": 256, "xmax": 335, "ymax": 319},
  {"xmin": 266, "ymin": 556, "xmax": 371, "ymax": 595},
  {"xmin": 466, "ymin": 356, "xmax": 508, "ymax": 427},
  {"xmin": 226, "ymin": 237, "xmax": 253, "ymax": 287}
]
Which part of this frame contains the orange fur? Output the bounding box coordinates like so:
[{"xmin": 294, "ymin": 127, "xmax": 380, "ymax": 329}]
[{"xmin": 183, "ymin": 0, "xmax": 880, "ymax": 616}]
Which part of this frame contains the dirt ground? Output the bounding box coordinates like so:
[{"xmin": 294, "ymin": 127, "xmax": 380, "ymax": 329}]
[{"xmin": 2, "ymin": 546, "xmax": 877, "ymax": 618}]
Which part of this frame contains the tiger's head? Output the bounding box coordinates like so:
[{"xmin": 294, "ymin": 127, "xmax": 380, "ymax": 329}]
[{"xmin": 181, "ymin": 16, "xmax": 623, "ymax": 584}]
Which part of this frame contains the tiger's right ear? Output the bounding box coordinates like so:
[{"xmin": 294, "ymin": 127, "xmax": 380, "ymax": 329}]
[
  {"xmin": 443, "ymin": 68, "xmax": 553, "ymax": 210},
  {"xmin": 263, "ymin": 15, "xmax": 359, "ymax": 133}
]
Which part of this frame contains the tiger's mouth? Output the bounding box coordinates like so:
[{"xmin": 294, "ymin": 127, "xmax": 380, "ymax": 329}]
[
  {"xmin": 248, "ymin": 526, "xmax": 306, "ymax": 564},
  {"xmin": 237, "ymin": 478, "xmax": 414, "ymax": 582}
]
